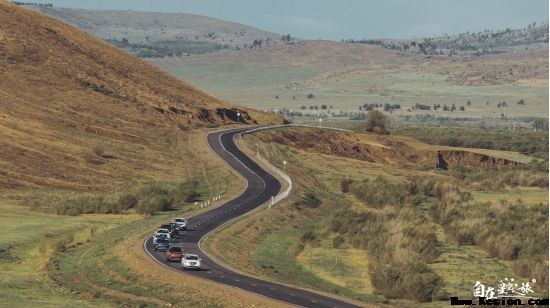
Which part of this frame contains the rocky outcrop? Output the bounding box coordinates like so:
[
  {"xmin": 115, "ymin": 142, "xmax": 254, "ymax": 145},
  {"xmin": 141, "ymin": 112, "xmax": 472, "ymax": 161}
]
[{"xmin": 435, "ymin": 150, "xmax": 519, "ymax": 169}]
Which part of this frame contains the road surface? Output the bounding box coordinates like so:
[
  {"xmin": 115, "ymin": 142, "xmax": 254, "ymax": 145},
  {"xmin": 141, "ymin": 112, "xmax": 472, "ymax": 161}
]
[{"xmin": 144, "ymin": 127, "xmax": 362, "ymax": 308}]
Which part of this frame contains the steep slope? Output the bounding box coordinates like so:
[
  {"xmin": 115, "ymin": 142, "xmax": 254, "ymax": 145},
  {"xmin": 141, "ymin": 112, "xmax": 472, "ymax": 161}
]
[
  {"xmin": 24, "ymin": 5, "xmax": 286, "ymax": 56},
  {"xmin": 0, "ymin": 2, "xmax": 282, "ymax": 190}
]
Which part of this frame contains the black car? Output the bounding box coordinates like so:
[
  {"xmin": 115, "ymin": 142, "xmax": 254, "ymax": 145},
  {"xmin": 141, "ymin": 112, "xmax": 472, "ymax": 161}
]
[
  {"xmin": 154, "ymin": 238, "xmax": 170, "ymax": 251},
  {"xmin": 170, "ymin": 228, "xmax": 179, "ymax": 239}
]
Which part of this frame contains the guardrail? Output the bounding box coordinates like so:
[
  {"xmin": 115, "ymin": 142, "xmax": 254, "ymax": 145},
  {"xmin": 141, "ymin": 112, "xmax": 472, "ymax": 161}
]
[
  {"xmin": 242, "ymin": 123, "xmax": 353, "ymax": 135},
  {"xmin": 242, "ymin": 124, "xmax": 351, "ymax": 208},
  {"xmin": 255, "ymin": 151, "xmax": 292, "ymax": 208}
]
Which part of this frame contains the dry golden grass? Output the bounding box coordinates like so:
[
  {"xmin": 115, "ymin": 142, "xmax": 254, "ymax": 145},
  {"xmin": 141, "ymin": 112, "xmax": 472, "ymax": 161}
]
[{"xmin": 0, "ymin": 2, "xmax": 282, "ymax": 191}]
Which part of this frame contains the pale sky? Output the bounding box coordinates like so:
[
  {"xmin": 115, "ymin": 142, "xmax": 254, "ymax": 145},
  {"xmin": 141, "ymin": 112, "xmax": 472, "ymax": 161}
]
[{"xmin": 31, "ymin": 0, "xmax": 548, "ymax": 39}]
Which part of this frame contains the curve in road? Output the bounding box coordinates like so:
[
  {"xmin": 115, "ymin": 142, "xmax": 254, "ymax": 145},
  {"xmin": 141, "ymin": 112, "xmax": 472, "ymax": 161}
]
[{"xmin": 144, "ymin": 127, "xmax": 362, "ymax": 308}]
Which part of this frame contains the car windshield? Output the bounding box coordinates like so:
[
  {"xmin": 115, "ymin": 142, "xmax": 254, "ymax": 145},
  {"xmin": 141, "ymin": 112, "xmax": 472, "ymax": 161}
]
[
  {"xmin": 157, "ymin": 229, "xmax": 168, "ymax": 233},
  {"xmin": 174, "ymin": 219, "xmax": 183, "ymax": 222},
  {"xmin": 169, "ymin": 247, "xmax": 182, "ymax": 252},
  {"xmin": 161, "ymin": 225, "xmax": 171, "ymax": 229},
  {"xmin": 185, "ymin": 255, "xmax": 198, "ymax": 260},
  {"xmin": 158, "ymin": 240, "xmax": 169, "ymax": 244}
]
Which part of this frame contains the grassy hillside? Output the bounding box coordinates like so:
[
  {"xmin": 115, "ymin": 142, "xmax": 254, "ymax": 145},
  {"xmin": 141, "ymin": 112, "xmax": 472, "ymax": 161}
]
[
  {"xmin": 0, "ymin": 2, "xmax": 281, "ymax": 191},
  {"xmin": 150, "ymin": 40, "xmax": 548, "ymax": 118},
  {"xmin": 0, "ymin": 3, "xmax": 283, "ymax": 306},
  {"xmin": 25, "ymin": 4, "xmax": 288, "ymax": 57}
]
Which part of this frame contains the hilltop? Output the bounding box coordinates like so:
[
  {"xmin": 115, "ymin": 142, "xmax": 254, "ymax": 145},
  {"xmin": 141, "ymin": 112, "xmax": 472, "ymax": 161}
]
[
  {"xmin": 23, "ymin": 4, "xmax": 289, "ymax": 57},
  {"xmin": 0, "ymin": 2, "xmax": 281, "ymax": 190}
]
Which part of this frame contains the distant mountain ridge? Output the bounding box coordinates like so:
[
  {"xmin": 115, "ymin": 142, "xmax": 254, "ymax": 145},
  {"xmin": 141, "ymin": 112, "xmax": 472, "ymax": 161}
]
[
  {"xmin": 23, "ymin": 4, "xmax": 292, "ymax": 57},
  {"xmin": 344, "ymin": 21, "xmax": 549, "ymax": 56}
]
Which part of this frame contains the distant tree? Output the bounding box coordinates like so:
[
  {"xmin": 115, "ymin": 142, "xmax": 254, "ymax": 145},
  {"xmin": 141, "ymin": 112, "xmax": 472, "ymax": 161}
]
[
  {"xmin": 300, "ymin": 105, "xmax": 307, "ymax": 110},
  {"xmin": 306, "ymin": 93, "xmax": 315, "ymax": 99},
  {"xmin": 365, "ymin": 110, "xmax": 389, "ymax": 135},
  {"xmin": 533, "ymin": 119, "xmax": 548, "ymax": 131},
  {"xmin": 459, "ymin": 106, "xmax": 465, "ymax": 111},
  {"xmin": 451, "ymin": 104, "xmax": 456, "ymax": 112},
  {"xmin": 517, "ymin": 99, "xmax": 526, "ymax": 105},
  {"xmin": 292, "ymin": 95, "xmax": 296, "ymax": 100},
  {"xmin": 275, "ymin": 95, "xmax": 279, "ymax": 99},
  {"xmin": 467, "ymin": 100, "xmax": 471, "ymax": 106},
  {"xmin": 321, "ymin": 104, "xmax": 328, "ymax": 110}
]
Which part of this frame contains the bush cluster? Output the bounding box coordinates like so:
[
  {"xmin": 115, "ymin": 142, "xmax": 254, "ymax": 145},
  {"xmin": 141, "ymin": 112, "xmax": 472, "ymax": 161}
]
[
  {"xmin": 27, "ymin": 180, "xmax": 199, "ymax": 216},
  {"xmin": 293, "ymin": 191, "xmax": 321, "ymax": 209},
  {"xmin": 330, "ymin": 207, "xmax": 442, "ymax": 302},
  {"xmin": 433, "ymin": 198, "xmax": 548, "ymax": 290},
  {"xmin": 451, "ymin": 167, "xmax": 548, "ymax": 190}
]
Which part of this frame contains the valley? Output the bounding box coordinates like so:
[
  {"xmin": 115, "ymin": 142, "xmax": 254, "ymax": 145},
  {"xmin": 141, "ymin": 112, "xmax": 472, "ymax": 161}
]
[{"xmin": 0, "ymin": 1, "xmax": 547, "ymax": 307}]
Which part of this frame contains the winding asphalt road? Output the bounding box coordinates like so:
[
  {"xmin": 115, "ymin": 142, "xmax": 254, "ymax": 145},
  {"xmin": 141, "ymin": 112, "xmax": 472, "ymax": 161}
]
[{"xmin": 144, "ymin": 127, "xmax": 362, "ymax": 308}]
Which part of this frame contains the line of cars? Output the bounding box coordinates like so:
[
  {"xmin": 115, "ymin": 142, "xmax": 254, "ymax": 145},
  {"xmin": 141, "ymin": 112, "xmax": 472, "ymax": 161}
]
[{"xmin": 152, "ymin": 217, "xmax": 202, "ymax": 270}]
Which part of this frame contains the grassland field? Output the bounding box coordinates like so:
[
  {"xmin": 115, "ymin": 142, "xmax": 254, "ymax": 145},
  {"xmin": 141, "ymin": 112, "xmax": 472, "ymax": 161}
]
[
  {"xmin": 0, "ymin": 128, "xmax": 288, "ymax": 307},
  {"xmin": 150, "ymin": 42, "xmax": 548, "ymax": 119}
]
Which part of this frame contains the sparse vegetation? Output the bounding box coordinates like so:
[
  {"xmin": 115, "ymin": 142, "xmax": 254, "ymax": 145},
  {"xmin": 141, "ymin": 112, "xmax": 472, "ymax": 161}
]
[{"xmin": 393, "ymin": 125, "xmax": 549, "ymax": 159}]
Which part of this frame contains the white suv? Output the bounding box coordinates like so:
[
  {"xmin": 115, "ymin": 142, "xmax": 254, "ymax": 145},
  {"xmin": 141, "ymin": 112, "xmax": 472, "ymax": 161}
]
[
  {"xmin": 153, "ymin": 228, "xmax": 170, "ymax": 244},
  {"xmin": 181, "ymin": 254, "xmax": 201, "ymax": 270},
  {"xmin": 173, "ymin": 218, "xmax": 188, "ymax": 230}
]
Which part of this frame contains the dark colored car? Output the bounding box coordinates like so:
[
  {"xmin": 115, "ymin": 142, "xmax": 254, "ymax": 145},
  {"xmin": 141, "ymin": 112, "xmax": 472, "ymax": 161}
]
[
  {"xmin": 165, "ymin": 246, "xmax": 184, "ymax": 262},
  {"xmin": 154, "ymin": 238, "xmax": 170, "ymax": 252},
  {"xmin": 159, "ymin": 223, "xmax": 173, "ymax": 232},
  {"xmin": 170, "ymin": 228, "xmax": 179, "ymax": 239}
]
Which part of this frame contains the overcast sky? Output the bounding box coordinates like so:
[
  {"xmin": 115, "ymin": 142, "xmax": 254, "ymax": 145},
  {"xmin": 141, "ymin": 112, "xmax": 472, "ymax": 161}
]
[{"xmin": 33, "ymin": 0, "xmax": 548, "ymax": 40}]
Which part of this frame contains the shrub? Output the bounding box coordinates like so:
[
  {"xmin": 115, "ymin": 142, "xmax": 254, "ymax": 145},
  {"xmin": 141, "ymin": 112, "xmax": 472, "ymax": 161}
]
[
  {"xmin": 339, "ymin": 178, "xmax": 352, "ymax": 193},
  {"xmin": 93, "ymin": 145, "xmax": 105, "ymax": 157},
  {"xmin": 171, "ymin": 180, "xmax": 199, "ymax": 205},
  {"xmin": 294, "ymin": 191, "xmax": 321, "ymax": 209},
  {"xmin": 365, "ymin": 110, "xmax": 389, "ymax": 134},
  {"xmin": 117, "ymin": 194, "xmax": 138, "ymax": 210},
  {"xmin": 135, "ymin": 196, "xmax": 172, "ymax": 214}
]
